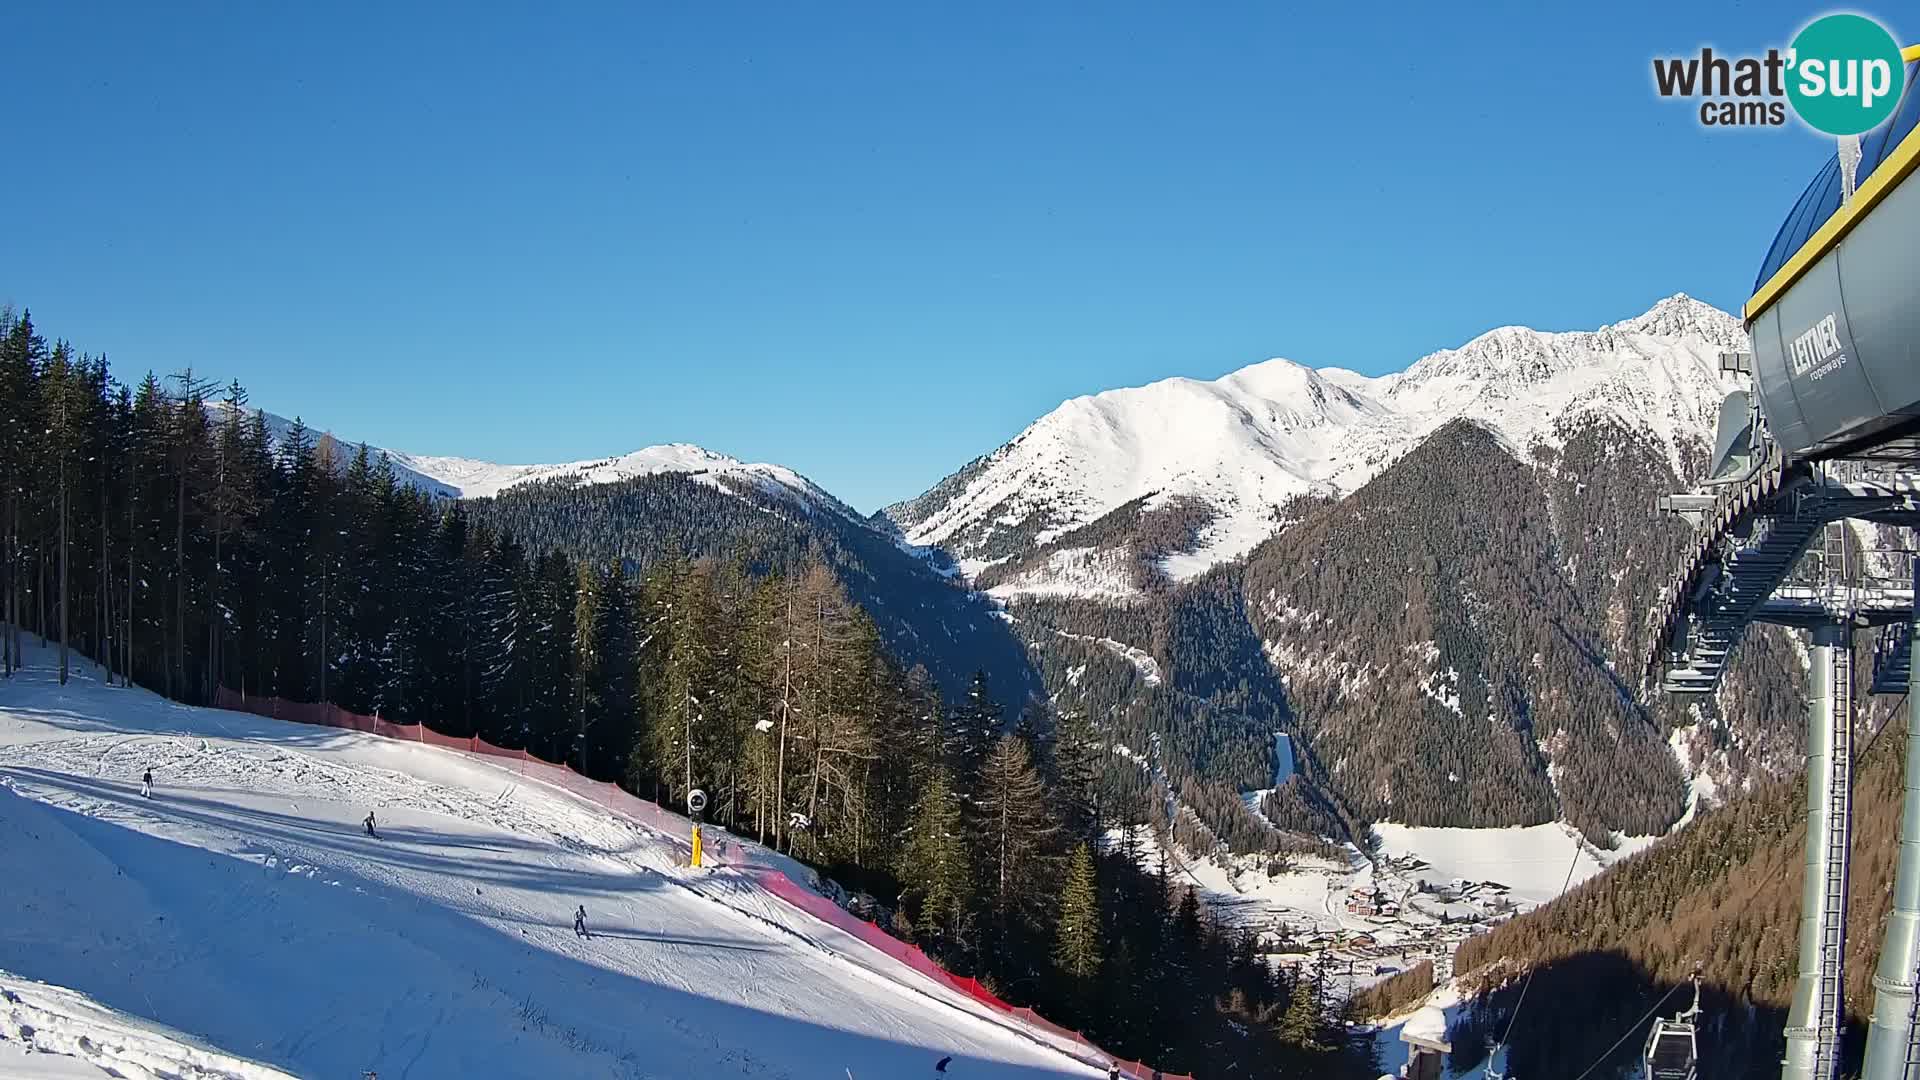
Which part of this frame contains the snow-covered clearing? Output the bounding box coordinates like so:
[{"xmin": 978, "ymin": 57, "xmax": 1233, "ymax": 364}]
[
  {"xmin": 1369, "ymin": 822, "xmax": 1632, "ymax": 906},
  {"xmin": 984, "ymin": 547, "xmax": 1142, "ymax": 604},
  {"xmin": 0, "ymin": 648, "xmax": 1102, "ymax": 1080},
  {"xmin": 1242, "ymin": 733, "xmax": 1298, "ymax": 826}
]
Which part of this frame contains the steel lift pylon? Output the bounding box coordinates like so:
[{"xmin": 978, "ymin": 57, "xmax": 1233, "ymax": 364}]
[{"xmin": 1655, "ymin": 368, "xmax": 1920, "ymax": 1080}]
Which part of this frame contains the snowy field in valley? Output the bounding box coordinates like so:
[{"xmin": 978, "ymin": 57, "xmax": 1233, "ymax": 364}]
[
  {"xmin": 1116, "ymin": 812, "xmax": 1657, "ymax": 1002},
  {"xmin": 1369, "ymin": 821, "xmax": 1639, "ymax": 906},
  {"xmin": 0, "ymin": 646, "xmax": 1104, "ymax": 1080}
]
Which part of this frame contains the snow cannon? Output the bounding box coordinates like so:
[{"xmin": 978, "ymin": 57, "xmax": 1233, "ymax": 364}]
[{"xmin": 1746, "ymin": 46, "xmax": 1920, "ymax": 464}]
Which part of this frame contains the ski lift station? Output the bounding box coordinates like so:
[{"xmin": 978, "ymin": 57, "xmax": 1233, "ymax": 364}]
[{"xmin": 1649, "ymin": 41, "xmax": 1920, "ymax": 1080}]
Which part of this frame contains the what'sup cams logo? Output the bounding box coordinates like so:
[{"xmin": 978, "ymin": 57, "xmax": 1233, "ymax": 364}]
[{"xmin": 1653, "ymin": 13, "xmax": 1907, "ymax": 134}]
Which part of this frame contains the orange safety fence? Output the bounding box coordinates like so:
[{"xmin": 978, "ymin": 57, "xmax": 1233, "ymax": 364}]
[{"xmin": 210, "ymin": 687, "xmax": 1194, "ymax": 1080}]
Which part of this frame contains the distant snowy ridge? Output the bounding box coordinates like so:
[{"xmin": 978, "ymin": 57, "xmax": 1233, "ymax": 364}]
[
  {"xmin": 387, "ymin": 442, "xmax": 859, "ymax": 518},
  {"xmin": 210, "ymin": 402, "xmax": 860, "ymax": 520},
  {"xmin": 888, "ymin": 294, "xmax": 1743, "ymax": 595}
]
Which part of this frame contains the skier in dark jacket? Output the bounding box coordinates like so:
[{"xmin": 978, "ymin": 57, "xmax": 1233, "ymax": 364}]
[
  {"xmin": 140, "ymin": 769, "xmax": 152, "ymax": 798},
  {"xmin": 364, "ymin": 811, "xmax": 378, "ymax": 838},
  {"xmin": 574, "ymin": 905, "xmax": 588, "ymax": 938},
  {"xmin": 933, "ymin": 1056, "xmax": 951, "ymax": 1076}
]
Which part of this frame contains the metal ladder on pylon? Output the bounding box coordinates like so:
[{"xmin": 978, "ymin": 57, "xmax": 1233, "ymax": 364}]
[
  {"xmin": 1815, "ymin": 519, "xmax": 1855, "ymax": 1080},
  {"xmin": 1903, "ymin": 979, "xmax": 1920, "ymax": 1079}
]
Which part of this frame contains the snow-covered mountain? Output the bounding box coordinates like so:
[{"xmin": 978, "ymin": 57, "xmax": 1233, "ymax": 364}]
[
  {"xmin": 389, "ymin": 442, "xmax": 858, "ymax": 514},
  {"xmin": 886, "ymin": 294, "xmax": 1745, "ymax": 598},
  {"xmin": 217, "ymin": 403, "xmax": 857, "ymax": 518}
]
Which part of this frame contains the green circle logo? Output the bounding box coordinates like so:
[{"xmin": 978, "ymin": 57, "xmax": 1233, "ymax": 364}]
[{"xmin": 1787, "ymin": 14, "xmax": 1906, "ymax": 135}]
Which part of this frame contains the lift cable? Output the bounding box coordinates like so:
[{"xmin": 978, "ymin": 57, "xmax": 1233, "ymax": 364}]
[
  {"xmin": 1493, "ymin": 841, "xmax": 1585, "ymax": 1052},
  {"xmin": 1493, "ymin": 689, "xmax": 1907, "ymax": 1075},
  {"xmin": 1858, "ymin": 692, "xmax": 1910, "ymax": 760},
  {"xmin": 1568, "ymin": 982, "xmax": 1687, "ymax": 1080}
]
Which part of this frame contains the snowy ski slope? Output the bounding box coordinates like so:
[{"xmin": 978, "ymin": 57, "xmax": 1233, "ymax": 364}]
[{"xmin": 0, "ymin": 648, "xmax": 1103, "ymax": 1079}]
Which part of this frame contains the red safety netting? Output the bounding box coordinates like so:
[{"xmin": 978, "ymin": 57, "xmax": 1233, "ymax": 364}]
[{"xmin": 210, "ymin": 687, "xmax": 1193, "ymax": 1080}]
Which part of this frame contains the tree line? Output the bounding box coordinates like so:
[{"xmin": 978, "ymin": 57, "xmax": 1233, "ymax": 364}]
[{"xmin": 0, "ymin": 308, "xmax": 1385, "ymax": 1078}]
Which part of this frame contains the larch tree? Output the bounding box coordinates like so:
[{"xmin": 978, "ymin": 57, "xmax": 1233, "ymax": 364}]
[{"xmin": 974, "ymin": 733, "xmax": 1060, "ymax": 934}]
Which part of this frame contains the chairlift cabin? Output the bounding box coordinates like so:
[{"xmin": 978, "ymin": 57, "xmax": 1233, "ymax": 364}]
[
  {"xmin": 1642, "ymin": 977, "xmax": 1701, "ymax": 1080},
  {"xmin": 1642, "ymin": 1018, "xmax": 1697, "ymax": 1080}
]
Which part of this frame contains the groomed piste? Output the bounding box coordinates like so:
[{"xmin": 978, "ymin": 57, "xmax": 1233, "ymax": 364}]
[{"xmin": 0, "ymin": 644, "xmax": 1149, "ymax": 1079}]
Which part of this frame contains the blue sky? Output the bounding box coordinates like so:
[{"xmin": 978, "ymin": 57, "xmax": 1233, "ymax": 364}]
[{"xmin": 0, "ymin": 2, "xmax": 1883, "ymax": 511}]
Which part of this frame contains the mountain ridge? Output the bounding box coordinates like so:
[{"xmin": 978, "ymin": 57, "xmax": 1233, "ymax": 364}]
[
  {"xmin": 211, "ymin": 400, "xmax": 864, "ymax": 522},
  {"xmin": 884, "ymin": 293, "xmax": 1743, "ymax": 600}
]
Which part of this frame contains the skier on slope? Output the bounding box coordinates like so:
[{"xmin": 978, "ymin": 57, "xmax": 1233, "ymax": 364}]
[
  {"xmin": 933, "ymin": 1055, "xmax": 951, "ymax": 1076},
  {"xmin": 1107, "ymin": 1066, "xmax": 1120, "ymax": 1080},
  {"xmin": 140, "ymin": 769, "xmax": 152, "ymax": 798},
  {"xmin": 574, "ymin": 904, "xmax": 589, "ymax": 938},
  {"xmin": 364, "ymin": 811, "xmax": 378, "ymax": 838}
]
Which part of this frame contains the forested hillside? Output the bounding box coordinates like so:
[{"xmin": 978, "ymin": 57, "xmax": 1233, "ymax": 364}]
[
  {"xmin": 1011, "ymin": 563, "xmax": 1352, "ymax": 860},
  {"xmin": 463, "ymin": 472, "xmax": 1040, "ymax": 705},
  {"xmin": 0, "ymin": 307, "xmax": 1384, "ymax": 1079},
  {"xmin": 1242, "ymin": 416, "xmax": 1805, "ymax": 840},
  {"xmin": 1447, "ymin": 686, "xmax": 1910, "ymax": 1078}
]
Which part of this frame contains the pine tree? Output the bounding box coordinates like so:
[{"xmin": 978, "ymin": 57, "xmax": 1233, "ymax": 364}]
[
  {"xmin": 475, "ymin": 528, "xmax": 528, "ymax": 746},
  {"xmin": 203, "ymin": 383, "xmax": 261, "ymax": 697},
  {"xmin": 583, "ymin": 559, "xmax": 637, "ymax": 782},
  {"xmin": 0, "ymin": 312, "xmax": 48, "ymax": 677},
  {"xmin": 898, "ymin": 766, "xmax": 971, "ymax": 941},
  {"xmin": 1278, "ymin": 976, "xmax": 1325, "ymax": 1051},
  {"xmin": 164, "ymin": 370, "xmax": 214, "ymax": 701},
  {"xmin": 45, "ymin": 342, "xmax": 79, "ymax": 683},
  {"xmin": 332, "ymin": 442, "xmax": 383, "ymax": 712},
  {"xmin": 1052, "ymin": 706, "xmax": 1104, "ymax": 842},
  {"xmin": 943, "ymin": 669, "xmax": 999, "ymax": 785},
  {"xmin": 527, "ymin": 548, "xmax": 577, "ymax": 762},
  {"xmin": 646, "ymin": 558, "xmax": 723, "ymax": 806},
  {"xmin": 1054, "ymin": 842, "xmax": 1102, "ymax": 980}
]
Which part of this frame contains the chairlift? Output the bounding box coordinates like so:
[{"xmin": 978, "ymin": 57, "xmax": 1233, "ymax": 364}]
[
  {"xmin": 1642, "ymin": 973, "xmax": 1702, "ymax": 1080},
  {"xmin": 1483, "ymin": 1034, "xmax": 1508, "ymax": 1080}
]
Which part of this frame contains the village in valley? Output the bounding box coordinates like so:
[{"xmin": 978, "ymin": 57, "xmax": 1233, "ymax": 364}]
[{"xmin": 1130, "ymin": 822, "xmax": 1618, "ymax": 1001}]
